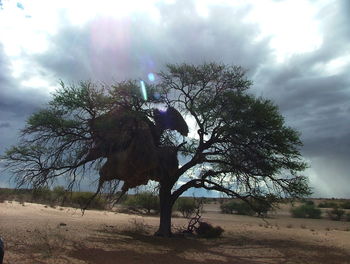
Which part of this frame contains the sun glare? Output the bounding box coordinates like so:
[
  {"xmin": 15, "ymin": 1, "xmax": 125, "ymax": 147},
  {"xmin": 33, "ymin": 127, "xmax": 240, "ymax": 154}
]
[{"xmin": 245, "ymin": 0, "xmax": 323, "ymax": 62}]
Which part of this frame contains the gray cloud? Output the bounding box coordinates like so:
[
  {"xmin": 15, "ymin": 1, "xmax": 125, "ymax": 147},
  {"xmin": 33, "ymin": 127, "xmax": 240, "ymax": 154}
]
[
  {"xmin": 0, "ymin": 45, "xmax": 48, "ymax": 117},
  {"xmin": 34, "ymin": 1, "xmax": 271, "ymax": 83},
  {"xmin": 250, "ymin": 0, "xmax": 350, "ymax": 197},
  {"xmin": 0, "ymin": 0, "xmax": 349, "ymax": 197},
  {"xmin": 0, "ymin": 122, "xmax": 10, "ymax": 128}
]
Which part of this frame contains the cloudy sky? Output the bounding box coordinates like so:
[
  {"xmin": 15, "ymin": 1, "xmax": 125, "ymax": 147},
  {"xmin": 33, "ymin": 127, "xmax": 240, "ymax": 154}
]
[{"xmin": 0, "ymin": 0, "xmax": 349, "ymax": 197}]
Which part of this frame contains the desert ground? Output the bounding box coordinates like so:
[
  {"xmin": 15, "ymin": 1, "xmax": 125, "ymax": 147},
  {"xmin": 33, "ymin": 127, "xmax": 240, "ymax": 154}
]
[{"xmin": 0, "ymin": 201, "xmax": 349, "ymax": 264}]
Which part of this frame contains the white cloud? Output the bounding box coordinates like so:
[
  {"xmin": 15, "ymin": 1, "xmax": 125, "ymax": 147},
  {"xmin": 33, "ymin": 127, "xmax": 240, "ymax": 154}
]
[
  {"xmin": 0, "ymin": 0, "xmax": 349, "ymax": 197},
  {"xmin": 245, "ymin": 0, "xmax": 324, "ymax": 62}
]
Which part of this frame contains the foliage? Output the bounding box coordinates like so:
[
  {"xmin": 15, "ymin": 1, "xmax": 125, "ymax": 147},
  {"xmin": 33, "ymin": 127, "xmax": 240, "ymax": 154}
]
[
  {"xmin": 220, "ymin": 200, "xmax": 254, "ymax": 215},
  {"xmin": 69, "ymin": 192, "xmax": 107, "ymax": 210},
  {"xmin": 318, "ymin": 201, "xmax": 338, "ymax": 208},
  {"xmin": 346, "ymin": 212, "xmax": 350, "ymax": 221},
  {"xmin": 250, "ymin": 196, "xmax": 276, "ymax": 216},
  {"xmin": 301, "ymin": 199, "xmax": 314, "ymax": 206},
  {"xmin": 0, "ymin": 187, "xmax": 107, "ymax": 210},
  {"xmin": 291, "ymin": 204, "xmax": 322, "ymax": 219},
  {"xmin": 174, "ymin": 197, "xmax": 198, "ymax": 218},
  {"xmin": 326, "ymin": 207, "xmax": 345, "ymax": 221},
  {"xmin": 195, "ymin": 222, "xmax": 224, "ymax": 239},
  {"xmin": 31, "ymin": 187, "xmax": 52, "ymax": 203},
  {"xmin": 0, "ymin": 188, "xmax": 31, "ymax": 202},
  {"xmin": 340, "ymin": 201, "xmax": 350, "ymax": 209},
  {"xmin": 220, "ymin": 196, "xmax": 275, "ymax": 216},
  {"xmin": 123, "ymin": 192, "xmax": 159, "ymax": 214},
  {"xmin": 1, "ymin": 63, "xmax": 311, "ymax": 236},
  {"xmin": 52, "ymin": 186, "xmax": 66, "ymax": 205}
]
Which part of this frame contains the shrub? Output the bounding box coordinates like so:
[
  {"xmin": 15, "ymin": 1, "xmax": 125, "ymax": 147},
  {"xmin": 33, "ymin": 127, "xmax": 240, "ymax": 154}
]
[
  {"xmin": 70, "ymin": 192, "xmax": 107, "ymax": 210},
  {"xmin": 340, "ymin": 201, "xmax": 350, "ymax": 209},
  {"xmin": 291, "ymin": 204, "xmax": 322, "ymax": 219},
  {"xmin": 301, "ymin": 199, "xmax": 314, "ymax": 206},
  {"xmin": 175, "ymin": 198, "xmax": 197, "ymax": 218},
  {"xmin": 327, "ymin": 207, "xmax": 345, "ymax": 221},
  {"xmin": 345, "ymin": 212, "xmax": 350, "ymax": 221},
  {"xmin": 221, "ymin": 196, "xmax": 275, "ymax": 216},
  {"xmin": 123, "ymin": 218, "xmax": 150, "ymax": 235},
  {"xmin": 195, "ymin": 222, "xmax": 224, "ymax": 238},
  {"xmin": 31, "ymin": 187, "xmax": 52, "ymax": 203},
  {"xmin": 220, "ymin": 201, "xmax": 236, "ymax": 214},
  {"xmin": 52, "ymin": 186, "xmax": 66, "ymax": 205},
  {"xmin": 250, "ymin": 198, "xmax": 274, "ymax": 216},
  {"xmin": 220, "ymin": 201, "xmax": 254, "ymax": 216},
  {"xmin": 123, "ymin": 192, "xmax": 159, "ymax": 214},
  {"xmin": 318, "ymin": 201, "xmax": 338, "ymax": 208}
]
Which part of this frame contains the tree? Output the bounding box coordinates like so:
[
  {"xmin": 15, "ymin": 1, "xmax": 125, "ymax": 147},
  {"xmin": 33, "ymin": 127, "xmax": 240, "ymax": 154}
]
[{"xmin": 1, "ymin": 63, "xmax": 310, "ymax": 237}]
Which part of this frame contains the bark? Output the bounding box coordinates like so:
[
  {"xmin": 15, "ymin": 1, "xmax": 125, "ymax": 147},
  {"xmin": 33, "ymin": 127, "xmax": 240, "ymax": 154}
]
[{"xmin": 155, "ymin": 183, "xmax": 174, "ymax": 237}]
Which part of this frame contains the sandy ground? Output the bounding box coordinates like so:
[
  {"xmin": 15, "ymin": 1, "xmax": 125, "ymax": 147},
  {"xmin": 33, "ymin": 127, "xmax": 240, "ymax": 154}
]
[{"xmin": 0, "ymin": 201, "xmax": 349, "ymax": 264}]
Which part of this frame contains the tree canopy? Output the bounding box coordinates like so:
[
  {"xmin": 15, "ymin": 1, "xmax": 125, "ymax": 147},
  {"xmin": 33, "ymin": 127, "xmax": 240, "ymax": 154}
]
[{"xmin": 1, "ymin": 63, "xmax": 310, "ymax": 236}]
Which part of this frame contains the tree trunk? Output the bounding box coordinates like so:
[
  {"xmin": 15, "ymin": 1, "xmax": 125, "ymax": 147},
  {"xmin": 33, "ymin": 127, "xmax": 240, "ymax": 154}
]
[{"xmin": 155, "ymin": 183, "xmax": 174, "ymax": 237}]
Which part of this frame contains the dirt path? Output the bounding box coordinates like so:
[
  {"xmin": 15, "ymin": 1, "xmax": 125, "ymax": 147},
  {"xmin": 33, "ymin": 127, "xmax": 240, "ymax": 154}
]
[{"xmin": 1, "ymin": 201, "xmax": 349, "ymax": 263}]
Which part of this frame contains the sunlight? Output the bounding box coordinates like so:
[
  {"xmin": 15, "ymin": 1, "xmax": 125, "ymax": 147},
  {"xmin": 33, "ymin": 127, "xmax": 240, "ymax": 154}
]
[
  {"xmin": 245, "ymin": 0, "xmax": 324, "ymax": 62},
  {"xmin": 195, "ymin": 1, "xmax": 210, "ymax": 18},
  {"xmin": 21, "ymin": 77, "xmax": 57, "ymax": 94},
  {"xmin": 323, "ymin": 54, "xmax": 350, "ymax": 75}
]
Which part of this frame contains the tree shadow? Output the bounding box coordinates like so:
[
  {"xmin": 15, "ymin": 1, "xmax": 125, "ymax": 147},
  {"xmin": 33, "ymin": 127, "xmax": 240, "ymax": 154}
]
[{"xmin": 66, "ymin": 228, "xmax": 350, "ymax": 264}]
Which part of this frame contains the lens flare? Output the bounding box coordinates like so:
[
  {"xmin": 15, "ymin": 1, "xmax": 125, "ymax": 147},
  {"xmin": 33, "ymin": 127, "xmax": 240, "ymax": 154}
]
[
  {"xmin": 148, "ymin": 72, "xmax": 155, "ymax": 82},
  {"xmin": 140, "ymin": 80, "xmax": 147, "ymax": 101}
]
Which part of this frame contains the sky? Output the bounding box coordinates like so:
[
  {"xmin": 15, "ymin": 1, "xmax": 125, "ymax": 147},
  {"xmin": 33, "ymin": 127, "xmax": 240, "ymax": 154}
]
[{"xmin": 0, "ymin": 0, "xmax": 349, "ymax": 198}]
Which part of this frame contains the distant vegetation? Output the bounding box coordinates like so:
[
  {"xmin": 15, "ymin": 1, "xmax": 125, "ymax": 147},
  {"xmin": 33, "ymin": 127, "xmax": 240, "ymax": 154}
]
[
  {"xmin": 291, "ymin": 203, "xmax": 322, "ymax": 219},
  {"xmin": 326, "ymin": 207, "xmax": 346, "ymax": 221},
  {"xmin": 0, "ymin": 187, "xmax": 108, "ymax": 210},
  {"xmin": 174, "ymin": 197, "xmax": 199, "ymax": 218},
  {"xmin": 340, "ymin": 201, "xmax": 350, "ymax": 209},
  {"xmin": 123, "ymin": 192, "xmax": 159, "ymax": 214},
  {"xmin": 318, "ymin": 200, "xmax": 350, "ymax": 209},
  {"xmin": 318, "ymin": 201, "xmax": 338, "ymax": 208},
  {"xmin": 221, "ymin": 200, "xmax": 254, "ymax": 216},
  {"xmin": 290, "ymin": 199, "xmax": 350, "ymax": 221},
  {"xmin": 2, "ymin": 189, "xmax": 350, "ymax": 223},
  {"xmin": 220, "ymin": 197, "xmax": 275, "ymax": 217},
  {"xmin": 0, "ymin": 188, "xmax": 205, "ymax": 217}
]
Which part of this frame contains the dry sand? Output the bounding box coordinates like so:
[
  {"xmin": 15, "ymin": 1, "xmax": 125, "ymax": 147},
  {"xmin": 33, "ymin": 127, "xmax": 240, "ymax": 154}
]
[{"xmin": 1, "ymin": 201, "xmax": 349, "ymax": 264}]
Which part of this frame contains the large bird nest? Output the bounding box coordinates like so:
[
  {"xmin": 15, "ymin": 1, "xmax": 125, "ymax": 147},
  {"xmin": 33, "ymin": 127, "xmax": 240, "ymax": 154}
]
[{"xmin": 86, "ymin": 106, "xmax": 188, "ymax": 191}]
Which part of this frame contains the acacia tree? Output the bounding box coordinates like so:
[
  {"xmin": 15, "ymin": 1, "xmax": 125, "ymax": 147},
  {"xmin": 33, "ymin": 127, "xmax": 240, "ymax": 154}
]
[{"xmin": 2, "ymin": 63, "xmax": 310, "ymax": 237}]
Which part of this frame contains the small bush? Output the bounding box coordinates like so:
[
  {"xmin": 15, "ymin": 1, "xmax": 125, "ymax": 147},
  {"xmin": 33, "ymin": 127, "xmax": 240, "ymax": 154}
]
[
  {"xmin": 250, "ymin": 198, "xmax": 274, "ymax": 216},
  {"xmin": 33, "ymin": 226, "xmax": 67, "ymax": 258},
  {"xmin": 123, "ymin": 218, "xmax": 150, "ymax": 235},
  {"xmin": 70, "ymin": 192, "xmax": 107, "ymax": 210},
  {"xmin": 31, "ymin": 187, "xmax": 52, "ymax": 203},
  {"xmin": 52, "ymin": 186, "xmax": 66, "ymax": 205},
  {"xmin": 220, "ymin": 201, "xmax": 236, "ymax": 214},
  {"xmin": 123, "ymin": 192, "xmax": 159, "ymax": 214},
  {"xmin": 291, "ymin": 204, "xmax": 322, "ymax": 219},
  {"xmin": 345, "ymin": 212, "xmax": 350, "ymax": 221},
  {"xmin": 340, "ymin": 201, "xmax": 350, "ymax": 209},
  {"xmin": 175, "ymin": 198, "xmax": 197, "ymax": 218},
  {"xmin": 221, "ymin": 196, "xmax": 275, "ymax": 216},
  {"xmin": 327, "ymin": 207, "xmax": 345, "ymax": 221},
  {"xmin": 318, "ymin": 201, "xmax": 338, "ymax": 208},
  {"xmin": 301, "ymin": 199, "xmax": 314, "ymax": 206},
  {"xmin": 220, "ymin": 201, "xmax": 254, "ymax": 216},
  {"xmin": 195, "ymin": 222, "xmax": 224, "ymax": 238}
]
